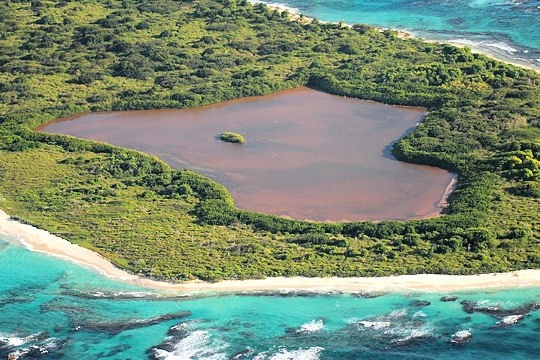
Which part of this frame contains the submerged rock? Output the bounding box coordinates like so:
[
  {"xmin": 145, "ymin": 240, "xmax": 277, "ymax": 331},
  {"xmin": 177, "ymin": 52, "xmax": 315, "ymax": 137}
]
[
  {"xmin": 411, "ymin": 300, "xmax": 431, "ymax": 307},
  {"xmin": 0, "ymin": 294, "xmax": 35, "ymax": 309},
  {"xmin": 440, "ymin": 295, "xmax": 458, "ymax": 302},
  {"xmin": 460, "ymin": 300, "xmax": 540, "ymax": 318},
  {"xmin": 97, "ymin": 344, "xmax": 132, "ymax": 358},
  {"xmin": 60, "ymin": 289, "xmax": 154, "ymax": 299},
  {"xmin": 40, "ymin": 298, "xmax": 92, "ymax": 315},
  {"xmin": 0, "ymin": 285, "xmax": 46, "ymax": 309},
  {"xmin": 230, "ymin": 349, "xmax": 252, "ymax": 360},
  {"xmin": 238, "ymin": 290, "xmax": 330, "ymax": 297},
  {"xmin": 352, "ymin": 291, "xmax": 387, "ymax": 299},
  {"xmin": 58, "ymin": 284, "xmax": 199, "ymax": 301},
  {"xmin": 450, "ymin": 329, "xmax": 472, "ymax": 344},
  {"xmin": 77, "ymin": 311, "xmax": 191, "ymax": 334}
]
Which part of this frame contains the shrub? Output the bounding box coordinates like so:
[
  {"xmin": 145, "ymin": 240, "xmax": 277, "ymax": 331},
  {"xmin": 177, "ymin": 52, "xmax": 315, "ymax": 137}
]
[
  {"xmin": 509, "ymin": 182, "xmax": 540, "ymax": 198},
  {"xmin": 219, "ymin": 132, "xmax": 245, "ymax": 144}
]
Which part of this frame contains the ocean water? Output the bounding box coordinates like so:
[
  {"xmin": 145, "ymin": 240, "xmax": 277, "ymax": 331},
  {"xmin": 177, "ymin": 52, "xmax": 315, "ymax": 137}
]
[
  {"xmin": 264, "ymin": 0, "xmax": 540, "ymax": 69},
  {"xmin": 1, "ymin": 236, "xmax": 539, "ymax": 359}
]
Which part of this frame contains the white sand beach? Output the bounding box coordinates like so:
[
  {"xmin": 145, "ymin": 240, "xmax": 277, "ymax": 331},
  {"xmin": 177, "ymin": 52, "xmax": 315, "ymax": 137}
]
[{"xmin": 1, "ymin": 209, "xmax": 539, "ymax": 295}]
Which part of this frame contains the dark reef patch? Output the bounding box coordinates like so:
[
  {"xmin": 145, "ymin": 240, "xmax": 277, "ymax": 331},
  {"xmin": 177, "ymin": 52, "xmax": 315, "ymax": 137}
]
[{"xmin": 76, "ymin": 311, "xmax": 192, "ymax": 335}]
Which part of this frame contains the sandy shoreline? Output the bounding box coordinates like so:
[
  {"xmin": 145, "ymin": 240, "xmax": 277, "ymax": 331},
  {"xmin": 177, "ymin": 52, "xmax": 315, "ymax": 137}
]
[{"xmin": 1, "ymin": 209, "xmax": 539, "ymax": 295}]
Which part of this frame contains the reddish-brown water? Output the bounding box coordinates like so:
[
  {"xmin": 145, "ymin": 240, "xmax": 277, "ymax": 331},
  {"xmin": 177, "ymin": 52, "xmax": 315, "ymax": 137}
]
[{"xmin": 40, "ymin": 88, "xmax": 455, "ymax": 221}]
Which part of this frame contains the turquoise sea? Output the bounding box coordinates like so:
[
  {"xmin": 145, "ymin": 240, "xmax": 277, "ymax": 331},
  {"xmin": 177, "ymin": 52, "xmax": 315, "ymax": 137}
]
[
  {"xmin": 1, "ymin": 236, "xmax": 539, "ymax": 359},
  {"xmin": 265, "ymin": 0, "xmax": 540, "ymax": 70}
]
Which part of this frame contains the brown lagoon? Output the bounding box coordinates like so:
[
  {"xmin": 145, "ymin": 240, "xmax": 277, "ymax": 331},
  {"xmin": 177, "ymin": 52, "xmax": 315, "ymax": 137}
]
[{"xmin": 39, "ymin": 87, "xmax": 455, "ymax": 221}]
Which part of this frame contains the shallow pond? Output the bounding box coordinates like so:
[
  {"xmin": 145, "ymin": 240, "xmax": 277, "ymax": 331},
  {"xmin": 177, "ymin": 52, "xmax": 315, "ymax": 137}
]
[{"xmin": 40, "ymin": 87, "xmax": 455, "ymax": 221}]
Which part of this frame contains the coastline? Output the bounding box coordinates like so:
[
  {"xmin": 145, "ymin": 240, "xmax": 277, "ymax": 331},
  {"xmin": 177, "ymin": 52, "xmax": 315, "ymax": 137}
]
[
  {"xmin": 257, "ymin": 1, "xmax": 539, "ymax": 73},
  {"xmin": 424, "ymin": 37, "xmax": 540, "ymax": 73},
  {"xmin": 2, "ymin": 209, "xmax": 539, "ymax": 295}
]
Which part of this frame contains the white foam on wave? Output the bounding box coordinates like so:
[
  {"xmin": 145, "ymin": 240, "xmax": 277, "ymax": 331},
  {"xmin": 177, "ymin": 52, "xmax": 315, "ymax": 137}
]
[
  {"xmin": 390, "ymin": 328, "xmax": 433, "ymax": 345},
  {"xmin": 354, "ymin": 308, "xmax": 408, "ymax": 331},
  {"xmin": 169, "ymin": 322, "xmax": 189, "ymax": 333},
  {"xmin": 377, "ymin": 310, "xmax": 434, "ymax": 345},
  {"xmin": 496, "ymin": 314, "xmax": 525, "ymax": 326},
  {"xmin": 447, "ymin": 38, "xmax": 524, "ymax": 54},
  {"xmin": 450, "ymin": 38, "xmax": 481, "ymax": 47},
  {"xmin": 429, "ymin": 35, "xmax": 537, "ymax": 70},
  {"xmin": 413, "ymin": 311, "xmax": 427, "ymax": 318},
  {"xmin": 11, "ymin": 338, "xmax": 61, "ymax": 358},
  {"xmin": 0, "ymin": 333, "xmax": 60, "ymax": 358},
  {"xmin": 253, "ymin": 1, "xmax": 301, "ymax": 15},
  {"xmin": 254, "ymin": 347, "xmax": 324, "ymax": 360},
  {"xmin": 388, "ymin": 309, "xmax": 408, "ymax": 319},
  {"xmin": 0, "ymin": 332, "xmax": 41, "ymax": 347},
  {"xmin": 453, "ymin": 329, "xmax": 472, "ymax": 338},
  {"xmin": 485, "ymin": 41, "xmax": 519, "ymax": 53},
  {"xmin": 112, "ymin": 291, "xmax": 156, "ymax": 298},
  {"xmin": 358, "ymin": 321, "xmax": 391, "ymax": 330},
  {"xmin": 450, "ymin": 329, "xmax": 472, "ymax": 343},
  {"xmin": 511, "ymin": 0, "xmax": 539, "ymax": 8},
  {"xmin": 297, "ymin": 320, "xmax": 324, "ymax": 334},
  {"xmin": 0, "ymin": 335, "xmax": 25, "ymax": 347},
  {"xmin": 468, "ymin": 0, "xmax": 515, "ymax": 8},
  {"xmin": 153, "ymin": 330, "xmax": 228, "ymax": 360},
  {"xmin": 476, "ymin": 299, "xmax": 519, "ymax": 309}
]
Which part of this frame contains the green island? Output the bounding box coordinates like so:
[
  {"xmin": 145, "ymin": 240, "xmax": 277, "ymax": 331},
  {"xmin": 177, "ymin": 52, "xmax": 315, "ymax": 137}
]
[
  {"xmin": 220, "ymin": 131, "xmax": 246, "ymax": 144},
  {"xmin": 0, "ymin": 0, "xmax": 538, "ymax": 282}
]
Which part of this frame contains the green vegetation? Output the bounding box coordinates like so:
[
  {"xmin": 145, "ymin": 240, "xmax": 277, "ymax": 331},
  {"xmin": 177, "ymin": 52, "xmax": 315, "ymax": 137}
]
[
  {"xmin": 220, "ymin": 131, "xmax": 245, "ymax": 144},
  {"xmin": 0, "ymin": 0, "xmax": 538, "ymax": 281}
]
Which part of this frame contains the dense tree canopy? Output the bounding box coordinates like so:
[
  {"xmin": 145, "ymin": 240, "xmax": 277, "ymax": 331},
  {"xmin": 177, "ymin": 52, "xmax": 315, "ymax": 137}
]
[{"xmin": 0, "ymin": 0, "xmax": 538, "ymax": 281}]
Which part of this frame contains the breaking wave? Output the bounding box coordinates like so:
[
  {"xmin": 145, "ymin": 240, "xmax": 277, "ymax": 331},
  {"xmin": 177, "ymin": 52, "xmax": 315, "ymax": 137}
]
[
  {"xmin": 296, "ymin": 320, "xmax": 324, "ymax": 334},
  {"xmin": 254, "ymin": 347, "xmax": 324, "ymax": 360}
]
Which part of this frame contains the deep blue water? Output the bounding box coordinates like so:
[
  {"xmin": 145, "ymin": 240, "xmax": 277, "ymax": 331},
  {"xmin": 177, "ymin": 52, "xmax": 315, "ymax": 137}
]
[
  {"xmin": 264, "ymin": 0, "xmax": 540, "ymax": 69},
  {"xmin": 1, "ymin": 236, "xmax": 539, "ymax": 359}
]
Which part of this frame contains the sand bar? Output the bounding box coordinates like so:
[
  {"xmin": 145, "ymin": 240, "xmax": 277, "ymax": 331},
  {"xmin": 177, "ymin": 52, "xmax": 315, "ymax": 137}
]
[{"xmin": 1, "ymin": 209, "xmax": 539, "ymax": 295}]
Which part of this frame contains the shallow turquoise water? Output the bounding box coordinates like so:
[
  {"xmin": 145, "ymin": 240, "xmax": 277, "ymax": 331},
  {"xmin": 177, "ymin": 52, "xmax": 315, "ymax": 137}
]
[
  {"xmin": 1, "ymin": 236, "xmax": 539, "ymax": 359},
  {"xmin": 266, "ymin": 0, "xmax": 540, "ymax": 69}
]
